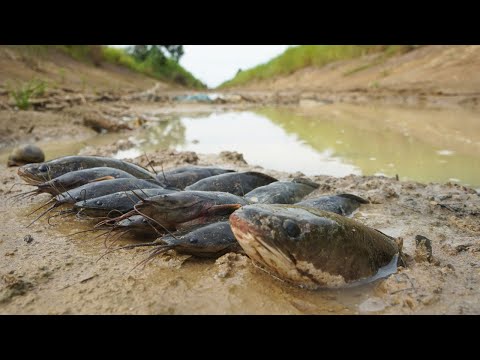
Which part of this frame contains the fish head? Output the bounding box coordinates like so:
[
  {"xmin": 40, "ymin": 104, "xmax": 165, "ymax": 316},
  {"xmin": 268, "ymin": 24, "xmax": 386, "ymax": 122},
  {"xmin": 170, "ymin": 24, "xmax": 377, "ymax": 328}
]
[
  {"xmin": 18, "ymin": 163, "xmax": 51, "ymax": 184},
  {"xmin": 229, "ymin": 204, "xmax": 359, "ymax": 288}
]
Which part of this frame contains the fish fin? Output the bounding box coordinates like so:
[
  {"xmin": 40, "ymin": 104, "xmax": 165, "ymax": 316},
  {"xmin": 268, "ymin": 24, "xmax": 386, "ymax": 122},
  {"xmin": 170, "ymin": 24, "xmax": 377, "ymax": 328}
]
[
  {"xmin": 337, "ymin": 193, "xmax": 370, "ymax": 204},
  {"xmin": 206, "ymin": 203, "xmax": 243, "ymax": 216},
  {"xmin": 292, "ymin": 177, "xmax": 320, "ymax": 188},
  {"xmin": 373, "ymin": 228, "xmax": 396, "ymax": 241}
]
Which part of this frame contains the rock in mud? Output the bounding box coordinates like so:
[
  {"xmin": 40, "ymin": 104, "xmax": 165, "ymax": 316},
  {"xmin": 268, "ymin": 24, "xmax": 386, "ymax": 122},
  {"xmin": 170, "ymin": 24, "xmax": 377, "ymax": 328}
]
[
  {"xmin": 7, "ymin": 144, "xmax": 45, "ymax": 166},
  {"xmin": 219, "ymin": 151, "xmax": 247, "ymax": 165},
  {"xmin": 415, "ymin": 235, "xmax": 433, "ymax": 263}
]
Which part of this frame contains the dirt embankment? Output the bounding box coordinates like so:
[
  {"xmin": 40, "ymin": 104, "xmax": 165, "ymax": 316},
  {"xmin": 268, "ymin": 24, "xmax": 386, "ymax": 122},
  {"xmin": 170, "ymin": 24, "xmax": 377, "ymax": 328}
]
[{"xmin": 226, "ymin": 45, "xmax": 480, "ymax": 110}]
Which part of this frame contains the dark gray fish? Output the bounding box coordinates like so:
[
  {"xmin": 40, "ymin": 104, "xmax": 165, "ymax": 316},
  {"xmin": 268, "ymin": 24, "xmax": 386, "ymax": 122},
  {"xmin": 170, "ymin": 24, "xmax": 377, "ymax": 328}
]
[
  {"xmin": 230, "ymin": 204, "xmax": 398, "ymax": 289},
  {"xmin": 112, "ymin": 215, "xmax": 165, "ymax": 239},
  {"xmin": 35, "ymin": 167, "xmax": 138, "ymax": 196},
  {"xmin": 73, "ymin": 188, "xmax": 177, "ymax": 217},
  {"xmin": 56, "ymin": 178, "xmax": 163, "ymax": 205},
  {"xmin": 244, "ymin": 177, "xmax": 319, "ymax": 204},
  {"xmin": 132, "ymin": 190, "xmax": 249, "ymax": 231},
  {"xmin": 156, "ymin": 165, "xmax": 235, "ymax": 189},
  {"xmin": 18, "ymin": 155, "xmax": 156, "ymax": 184},
  {"xmin": 185, "ymin": 171, "xmax": 278, "ymax": 196},
  {"xmin": 27, "ymin": 178, "xmax": 165, "ymax": 226},
  {"xmin": 153, "ymin": 221, "xmax": 242, "ymax": 258},
  {"xmin": 296, "ymin": 194, "xmax": 369, "ymax": 216},
  {"xmin": 117, "ymin": 221, "xmax": 242, "ymax": 263}
]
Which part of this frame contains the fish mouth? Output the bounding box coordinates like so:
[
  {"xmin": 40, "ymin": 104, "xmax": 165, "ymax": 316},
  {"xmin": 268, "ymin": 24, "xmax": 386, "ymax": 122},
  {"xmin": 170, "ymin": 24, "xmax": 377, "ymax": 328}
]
[
  {"xmin": 230, "ymin": 211, "xmax": 299, "ymax": 279},
  {"xmin": 17, "ymin": 167, "xmax": 42, "ymax": 185}
]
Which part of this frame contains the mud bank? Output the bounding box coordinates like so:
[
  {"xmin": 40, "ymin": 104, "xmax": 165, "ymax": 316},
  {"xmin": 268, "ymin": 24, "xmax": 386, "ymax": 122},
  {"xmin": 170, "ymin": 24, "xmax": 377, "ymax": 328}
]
[{"xmin": 1, "ymin": 144, "xmax": 479, "ymax": 314}]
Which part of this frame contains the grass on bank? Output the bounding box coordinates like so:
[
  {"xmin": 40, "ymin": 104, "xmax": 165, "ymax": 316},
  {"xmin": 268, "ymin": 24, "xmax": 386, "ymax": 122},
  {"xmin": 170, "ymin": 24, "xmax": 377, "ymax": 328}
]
[
  {"xmin": 101, "ymin": 47, "xmax": 205, "ymax": 89},
  {"xmin": 8, "ymin": 45, "xmax": 206, "ymax": 89},
  {"xmin": 220, "ymin": 45, "xmax": 419, "ymax": 88},
  {"xmin": 7, "ymin": 79, "xmax": 46, "ymax": 110}
]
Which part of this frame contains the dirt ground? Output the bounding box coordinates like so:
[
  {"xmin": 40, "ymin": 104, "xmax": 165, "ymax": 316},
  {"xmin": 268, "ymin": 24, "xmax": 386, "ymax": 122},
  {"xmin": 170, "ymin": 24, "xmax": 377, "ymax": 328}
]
[{"xmin": 1, "ymin": 45, "xmax": 480, "ymax": 314}]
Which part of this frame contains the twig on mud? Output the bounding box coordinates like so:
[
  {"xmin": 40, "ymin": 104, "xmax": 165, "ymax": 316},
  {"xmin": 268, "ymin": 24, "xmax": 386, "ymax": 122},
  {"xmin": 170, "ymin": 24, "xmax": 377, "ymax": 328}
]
[{"xmin": 390, "ymin": 287, "xmax": 414, "ymax": 295}]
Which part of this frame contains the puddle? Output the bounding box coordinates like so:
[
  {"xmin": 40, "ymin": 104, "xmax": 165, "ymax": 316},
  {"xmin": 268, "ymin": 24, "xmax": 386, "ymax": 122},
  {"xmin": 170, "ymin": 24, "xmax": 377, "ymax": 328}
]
[
  {"xmin": 114, "ymin": 105, "xmax": 480, "ymax": 187},
  {"xmin": 4, "ymin": 103, "xmax": 480, "ymax": 188}
]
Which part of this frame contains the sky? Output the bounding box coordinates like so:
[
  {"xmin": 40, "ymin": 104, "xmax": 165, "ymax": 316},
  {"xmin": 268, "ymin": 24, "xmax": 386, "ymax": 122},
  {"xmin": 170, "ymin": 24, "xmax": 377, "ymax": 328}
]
[
  {"xmin": 180, "ymin": 45, "xmax": 290, "ymax": 88},
  {"xmin": 111, "ymin": 45, "xmax": 291, "ymax": 88}
]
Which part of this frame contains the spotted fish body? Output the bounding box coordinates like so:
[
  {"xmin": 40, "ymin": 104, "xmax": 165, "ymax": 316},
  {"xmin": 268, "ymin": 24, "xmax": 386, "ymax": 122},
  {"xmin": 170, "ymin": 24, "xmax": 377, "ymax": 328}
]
[{"xmin": 229, "ymin": 204, "xmax": 398, "ymax": 289}]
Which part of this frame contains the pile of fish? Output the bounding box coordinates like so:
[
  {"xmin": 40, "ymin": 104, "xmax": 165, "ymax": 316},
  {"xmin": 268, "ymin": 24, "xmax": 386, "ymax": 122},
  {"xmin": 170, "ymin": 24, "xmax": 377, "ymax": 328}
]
[{"xmin": 15, "ymin": 155, "xmax": 399, "ymax": 289}]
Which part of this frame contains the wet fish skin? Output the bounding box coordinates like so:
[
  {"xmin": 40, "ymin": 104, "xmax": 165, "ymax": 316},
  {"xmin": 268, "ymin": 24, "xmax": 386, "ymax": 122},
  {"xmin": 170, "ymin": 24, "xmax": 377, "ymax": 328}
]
[
  {"xmin": 156, "ymin": 165, "xmax": 235, "ymax": 190},
  {"xmin": 114, "ymin": 215, "xmax": 165, "ymax": 239},
  {"xmin": 134, "ymin": 190, "xmax": 248, "ymax": 231},
  {"xmin": 18, "ymin": 155, "xmax": 156, "ymax": 184},
  {"xmin": 185, "ymin": 171, "xmax": 278, "ymax": 196},
  {"xmin": 73, "ymin": 188, "xmax": 177, "ymax": 217},
  {"xmin": 296, "ymin": 194, "xmax": 369, "ymax": 216},
  {"xmin": 36, "ymin": 167, "xmax": 138, "ymax": 195},
  {"xmin": 159, "ymin": 221, "xmax": 242, "ymax": 258},
  {"xmin": 56, "ymin": 178, "xmax": 164, "ymax": 205},
  {"xmin": 245, "ymin": 177, "xmax": 319, "ymax": 204}
]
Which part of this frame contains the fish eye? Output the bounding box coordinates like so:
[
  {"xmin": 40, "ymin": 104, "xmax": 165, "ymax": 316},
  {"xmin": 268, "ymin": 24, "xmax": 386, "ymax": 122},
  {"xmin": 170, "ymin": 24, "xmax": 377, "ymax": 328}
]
[
  {"xmin": 189, "ymin": 238, "xmax": 199, "ymax": 244},
  {"xmin": 283, "ymin": 219, "xmax": 301, "ymax": 238},
  {"xmin": 95, "ymin": 200, "xmax": 102, "ymax": 206},
  {"xmin": 38, "ymin": 164, "xmax": 49, "ymax": 172},
  {"xmin": 75, "ymin": 196, "xmax": 81, "ymax": 201}
]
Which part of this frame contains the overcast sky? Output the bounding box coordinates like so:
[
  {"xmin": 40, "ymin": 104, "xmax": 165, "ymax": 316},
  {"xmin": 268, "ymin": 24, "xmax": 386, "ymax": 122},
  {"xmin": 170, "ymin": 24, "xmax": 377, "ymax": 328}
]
[
  {"xmin": 111, "ymin": 45, "xmax": 291, "ymax": 88},
  {"xmin": 180, "ymin": 45, "xmax": 290, "ymax": 88}
]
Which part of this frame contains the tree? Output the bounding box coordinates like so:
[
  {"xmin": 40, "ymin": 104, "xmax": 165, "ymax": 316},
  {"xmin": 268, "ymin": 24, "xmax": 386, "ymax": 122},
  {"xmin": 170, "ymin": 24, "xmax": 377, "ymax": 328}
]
[{"xmin": 129, "ymin": 45, "xmax": 184, "ymax": 63}]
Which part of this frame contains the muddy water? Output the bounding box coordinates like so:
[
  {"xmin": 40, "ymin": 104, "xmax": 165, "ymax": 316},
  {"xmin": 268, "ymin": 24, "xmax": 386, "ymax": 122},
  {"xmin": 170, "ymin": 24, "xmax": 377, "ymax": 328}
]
[
  {"xmin": 3, "ymin": 104, "xmax": 480, "ymax": 190},
  {"xmin": 115, "ymin": 104, "xmax": 480, "ymax": 189},
  {"xmin": 0, "ymin": 131, "xmax": 130, "ymax": 165}
]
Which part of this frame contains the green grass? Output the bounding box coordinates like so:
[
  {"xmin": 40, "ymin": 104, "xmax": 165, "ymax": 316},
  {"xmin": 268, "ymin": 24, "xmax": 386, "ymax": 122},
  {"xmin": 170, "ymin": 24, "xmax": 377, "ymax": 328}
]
[
  {"xmin": 8, "ymin": 79, "xmax": 47, "ymax": 110},
  {"xmin": 220, "ymin": 45, "xmax": 418, "ymax": 88},
  {"xmin": 11, "ymin": 45, "xmax": 205, "ymax": 89}
]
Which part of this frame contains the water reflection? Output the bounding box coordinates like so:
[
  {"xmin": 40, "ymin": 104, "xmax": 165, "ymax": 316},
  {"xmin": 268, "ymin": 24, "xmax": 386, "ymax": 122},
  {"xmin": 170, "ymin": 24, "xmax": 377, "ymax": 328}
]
[
  {"xmin": 258, "ymin": 107, "xmax": 480, "ymax": 187},
  {"xmin": 115, "ymin": 106, "xmax": 480, "ymax": 188}
]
